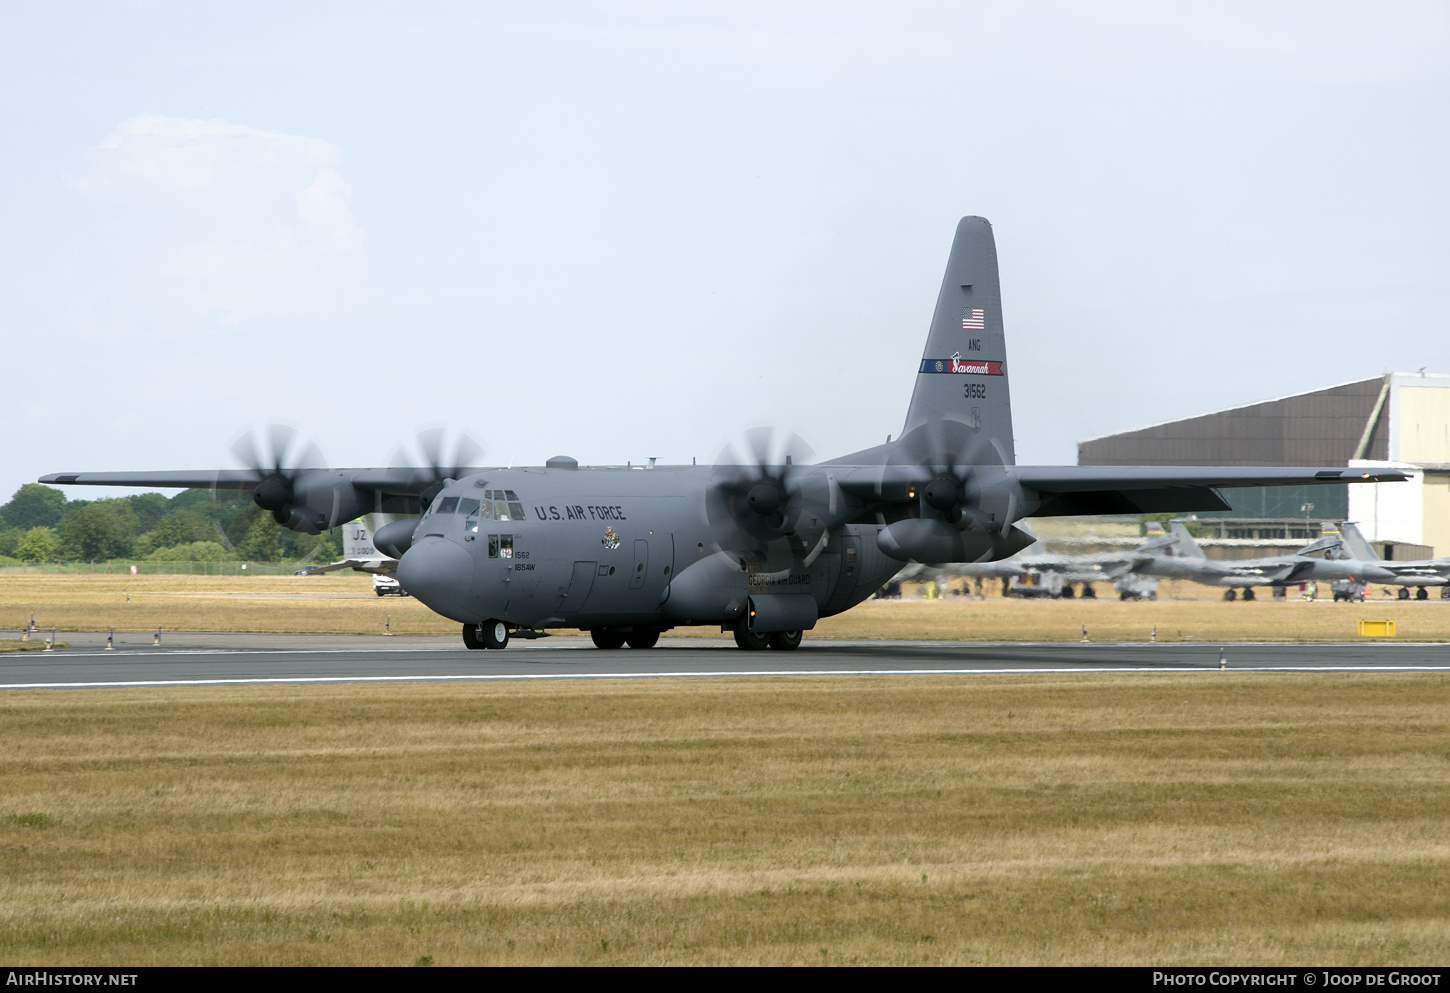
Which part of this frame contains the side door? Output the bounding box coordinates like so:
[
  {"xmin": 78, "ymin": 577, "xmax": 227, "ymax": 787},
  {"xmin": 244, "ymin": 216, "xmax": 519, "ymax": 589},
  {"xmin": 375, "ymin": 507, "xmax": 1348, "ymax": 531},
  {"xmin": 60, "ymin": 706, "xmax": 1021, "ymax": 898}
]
[
  {"xmin": 629, "ymin": 539, "xmax": 649, "ymax": 590},
  {"xmin": 557, "ymin": 560, "xmax": 597, "ymax": 614}
]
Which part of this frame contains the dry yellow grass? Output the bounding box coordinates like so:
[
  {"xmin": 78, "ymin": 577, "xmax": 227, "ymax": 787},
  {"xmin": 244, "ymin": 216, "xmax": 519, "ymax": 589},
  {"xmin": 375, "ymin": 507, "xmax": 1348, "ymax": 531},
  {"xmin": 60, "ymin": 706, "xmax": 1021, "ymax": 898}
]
[
  {"xmin": 3, "ymin": 573, "xmax": 1448, "ymax": 642},
  {"xmin": 0, "ymin": 573, "xmax": 454, "ymax": 636},
  {"xmin": 2, "ymin": 674, "xmax": 1447, "ymax": 965}
]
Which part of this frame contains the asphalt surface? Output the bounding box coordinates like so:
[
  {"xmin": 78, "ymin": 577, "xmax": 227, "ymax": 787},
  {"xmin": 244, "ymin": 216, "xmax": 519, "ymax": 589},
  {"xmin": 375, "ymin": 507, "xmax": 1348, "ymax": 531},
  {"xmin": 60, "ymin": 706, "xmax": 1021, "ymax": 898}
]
[{"xmin": 3, "ymin": 630, "xmax": 1449, "ymax": 689}]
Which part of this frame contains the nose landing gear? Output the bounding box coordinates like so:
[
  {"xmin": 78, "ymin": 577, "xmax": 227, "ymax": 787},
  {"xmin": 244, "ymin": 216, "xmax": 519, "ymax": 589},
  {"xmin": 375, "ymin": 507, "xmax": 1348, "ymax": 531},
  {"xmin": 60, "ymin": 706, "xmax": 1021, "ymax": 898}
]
[{"xmin": 462, "ymin": 620, "xmax": 510, "ymax": 650}]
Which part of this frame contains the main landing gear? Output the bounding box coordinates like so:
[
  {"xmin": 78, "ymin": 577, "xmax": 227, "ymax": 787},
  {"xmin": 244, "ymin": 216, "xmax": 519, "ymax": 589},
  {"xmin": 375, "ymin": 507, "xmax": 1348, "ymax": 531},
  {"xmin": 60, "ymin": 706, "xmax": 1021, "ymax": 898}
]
[
  {"xmin": 732, "ymin": 618, "xmax": 802, "ymax": 652},
  {"xmin": 462, "ymin": 620, "xmax": 510, "ymax": 650},
  {"xmin": 1223, "ymin": 588, "xmax": 1256, "ymax": 601},
  {"xmin": 589, "ymin": 629, "xmax": 661, "ymax": 649}
]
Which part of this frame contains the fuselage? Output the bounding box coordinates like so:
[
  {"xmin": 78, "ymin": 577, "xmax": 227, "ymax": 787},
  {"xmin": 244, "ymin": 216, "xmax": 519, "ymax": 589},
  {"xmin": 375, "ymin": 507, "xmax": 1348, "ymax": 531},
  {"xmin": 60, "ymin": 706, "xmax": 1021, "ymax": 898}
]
[{"xmin": 395, "ymin": 464, "xmax": 902, "ymax": 634}]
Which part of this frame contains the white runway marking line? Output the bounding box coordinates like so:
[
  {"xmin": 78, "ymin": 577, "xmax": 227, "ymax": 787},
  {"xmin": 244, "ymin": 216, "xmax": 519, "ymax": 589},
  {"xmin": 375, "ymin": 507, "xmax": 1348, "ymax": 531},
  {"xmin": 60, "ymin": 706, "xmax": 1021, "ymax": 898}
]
[
  {"xmin": 23, "ymin": 639, "xmax": 1450, "ymax": 659},
  {"xmin": 6, "ymin": 665, "xmax": 1450, "ymax": 690}
]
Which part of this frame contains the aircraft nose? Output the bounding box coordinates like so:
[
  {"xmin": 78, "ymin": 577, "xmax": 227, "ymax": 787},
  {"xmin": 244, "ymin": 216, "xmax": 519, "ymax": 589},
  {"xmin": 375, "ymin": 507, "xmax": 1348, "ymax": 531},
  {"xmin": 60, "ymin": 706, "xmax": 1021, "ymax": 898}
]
[{"xmin": 397, "ymin": 536, "xmax": 475, "ymax": 622}]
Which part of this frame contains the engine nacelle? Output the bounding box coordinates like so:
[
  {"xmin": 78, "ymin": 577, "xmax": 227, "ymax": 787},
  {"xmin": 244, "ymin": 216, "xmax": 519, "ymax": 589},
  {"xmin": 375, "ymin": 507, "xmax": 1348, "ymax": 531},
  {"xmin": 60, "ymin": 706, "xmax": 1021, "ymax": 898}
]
[
  {"xmin": 269, "ymin": 474, "xmax": 373, "ymax": 534},
  {"xmin": 877, "ymin": 518, "xmax": 1034, "ymax": 564},
  {"xmin": 374, "ymin": 518, "xmax": 420, "ymax": 559}
]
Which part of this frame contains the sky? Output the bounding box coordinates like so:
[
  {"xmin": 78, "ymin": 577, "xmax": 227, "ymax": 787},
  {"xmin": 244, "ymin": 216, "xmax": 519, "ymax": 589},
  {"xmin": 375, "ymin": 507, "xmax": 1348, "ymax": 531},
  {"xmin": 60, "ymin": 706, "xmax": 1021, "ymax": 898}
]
[{"xmin": 3, "ymin": 2, "xmax": 1447, "ymax": 504}]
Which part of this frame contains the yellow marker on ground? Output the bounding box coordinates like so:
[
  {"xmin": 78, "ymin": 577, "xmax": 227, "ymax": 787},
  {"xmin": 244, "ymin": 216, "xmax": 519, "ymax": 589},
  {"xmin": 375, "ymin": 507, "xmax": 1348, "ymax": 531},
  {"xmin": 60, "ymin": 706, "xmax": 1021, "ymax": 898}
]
[{"xmin": 1358, "ymin": 620, "xmax": 1396, "ymax": 637}]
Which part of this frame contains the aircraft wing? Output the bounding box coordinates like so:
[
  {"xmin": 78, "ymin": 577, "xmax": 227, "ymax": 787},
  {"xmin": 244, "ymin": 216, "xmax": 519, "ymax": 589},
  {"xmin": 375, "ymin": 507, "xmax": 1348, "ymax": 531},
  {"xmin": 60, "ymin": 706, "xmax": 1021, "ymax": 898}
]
[
  {"xmin": 39, "ymin": 467, "xmax": 476, "ymax": 493},
  {"xmin": 38, "ymin": 466, "xmax": 492, "ymax": 530},
  {"xmin": 41, "ymin": 470, "xmax": 273, "ymax": 490},
  {"xmin": 1011, "ymin": 466, "xmax": 1408, "ymax": 517},
  {"xmin": 1219, "ymin": 561, "xmax": 1311, "ymax": 584},
  {"xmin": 302, "ymin": 558, "xmax": 397, "ymax": 576},
  {"xmin": 1374, "ymin": 563, "xmax": 1450, "ymax": 582}
]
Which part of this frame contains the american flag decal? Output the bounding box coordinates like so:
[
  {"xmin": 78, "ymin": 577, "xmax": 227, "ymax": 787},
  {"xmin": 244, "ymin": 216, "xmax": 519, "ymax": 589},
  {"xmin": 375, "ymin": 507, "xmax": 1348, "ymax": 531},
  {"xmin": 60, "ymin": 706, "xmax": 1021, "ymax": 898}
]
[{"xmin": 962, "ymin": 308, "xmax": 985, "ymax": 330}]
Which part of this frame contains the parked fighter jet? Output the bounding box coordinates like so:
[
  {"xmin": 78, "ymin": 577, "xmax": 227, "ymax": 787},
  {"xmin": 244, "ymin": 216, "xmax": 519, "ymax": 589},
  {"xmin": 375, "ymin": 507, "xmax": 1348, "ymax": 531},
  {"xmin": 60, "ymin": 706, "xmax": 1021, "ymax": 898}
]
[
  {"xmin": 1135, "ymin": 521, "xmax": 1346, "ymax": 600},
  {"xmin": 916, "ymin": 522, "xmax": 1175, "ymax": 600},
  {"xmin": 1315, "ymin": 522, "xmax": 1450, "ymax": 600},
  {"xmin": 40, "ymin": 217, "xmax": 1407, "ymax": 650},
  {"xmin": 304, "ymin": 515, "xmax": 397, "ymax": 578}
]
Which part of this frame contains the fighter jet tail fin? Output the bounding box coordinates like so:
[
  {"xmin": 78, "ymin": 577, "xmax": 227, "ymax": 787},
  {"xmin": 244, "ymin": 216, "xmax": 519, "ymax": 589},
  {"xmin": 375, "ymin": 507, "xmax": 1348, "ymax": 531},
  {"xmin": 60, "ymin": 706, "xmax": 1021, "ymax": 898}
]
[
  {"xmin": 1335, "ymin": 521, "xmax": 1378, "ymax": 561},
  {"xmin": 901, "ymin": 216, "xmax": 1015, "ymax": 466},
  {"xmin": 1137, "ymin": 521, "xmax": 1175, "ymax": 553},
  {"xmin": 1168, "ymin": 520, "xmax": 1206, "ymax": 559},
  {"xmin": 343, "ymin": 516, "xmax": 381, "ymax": 559}
]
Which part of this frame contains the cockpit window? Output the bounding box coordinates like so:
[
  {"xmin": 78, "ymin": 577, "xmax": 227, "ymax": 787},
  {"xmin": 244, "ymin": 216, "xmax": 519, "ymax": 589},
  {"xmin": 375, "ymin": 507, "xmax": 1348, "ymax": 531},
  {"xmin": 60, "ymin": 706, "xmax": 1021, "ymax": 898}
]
[
  {"xmin": 458, "ymin": 497, "xmax": 481, "ymax": 516},
  {"xmin": 473, "ymin": 489, "xmax": 524, "ymax": 521},
  {"xmin": 434, "ymin": 496, "xmax": 460, "ymax": 515}
]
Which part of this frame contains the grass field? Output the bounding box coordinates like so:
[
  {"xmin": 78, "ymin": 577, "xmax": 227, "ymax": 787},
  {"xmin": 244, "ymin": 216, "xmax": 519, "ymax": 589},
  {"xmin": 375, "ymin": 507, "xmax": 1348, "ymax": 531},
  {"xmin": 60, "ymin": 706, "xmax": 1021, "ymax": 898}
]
[
  {"xmin": 3, "ymin": 573, "xmax": 1449, "ymax": 642},
  {"xmin": 2, "ymin": 674, "xmax": 1448, "ymax": 965}
]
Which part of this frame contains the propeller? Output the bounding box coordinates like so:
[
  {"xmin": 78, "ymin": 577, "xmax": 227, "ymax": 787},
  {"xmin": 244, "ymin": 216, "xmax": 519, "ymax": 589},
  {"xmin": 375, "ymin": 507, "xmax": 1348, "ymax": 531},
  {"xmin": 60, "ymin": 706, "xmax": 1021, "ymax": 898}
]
[
  {"xmin": 707, "ymin": 427, "xmax": 821, "ymax": 575},
  {"xmin": 894, "ymin": 413, "xmax": 1012, "ymax": 531},
  {"xmin": 391, "ymin": 426, "xmax": 487, "ymax": 507},
  {"xmin": 230, "ymin": 424, "xmax": 328, "ymax": 528}
]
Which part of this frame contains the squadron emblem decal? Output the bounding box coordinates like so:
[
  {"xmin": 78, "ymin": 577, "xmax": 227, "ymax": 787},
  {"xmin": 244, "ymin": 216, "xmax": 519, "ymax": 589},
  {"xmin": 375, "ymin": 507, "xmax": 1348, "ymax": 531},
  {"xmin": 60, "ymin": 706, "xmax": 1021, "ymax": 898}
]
[{"xmin": 602, "ymin": 525, "xmax": 621, "ymax": 550}]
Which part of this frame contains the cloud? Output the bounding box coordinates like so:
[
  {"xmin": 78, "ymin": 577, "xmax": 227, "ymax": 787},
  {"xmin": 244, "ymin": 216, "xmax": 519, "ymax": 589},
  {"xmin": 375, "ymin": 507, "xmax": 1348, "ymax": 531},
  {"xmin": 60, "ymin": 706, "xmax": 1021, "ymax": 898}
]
[{"xmin": 69, "ymin": 114, "xmax": 362, "ymax": 327}]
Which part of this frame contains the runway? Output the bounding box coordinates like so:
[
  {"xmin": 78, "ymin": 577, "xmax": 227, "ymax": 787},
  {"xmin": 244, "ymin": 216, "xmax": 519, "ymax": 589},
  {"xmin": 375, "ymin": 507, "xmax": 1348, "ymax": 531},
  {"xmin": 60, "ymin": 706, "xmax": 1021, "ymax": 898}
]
[{"xmin": 3, "ymin": 630, "xmax": 1449, "ymax": 689}]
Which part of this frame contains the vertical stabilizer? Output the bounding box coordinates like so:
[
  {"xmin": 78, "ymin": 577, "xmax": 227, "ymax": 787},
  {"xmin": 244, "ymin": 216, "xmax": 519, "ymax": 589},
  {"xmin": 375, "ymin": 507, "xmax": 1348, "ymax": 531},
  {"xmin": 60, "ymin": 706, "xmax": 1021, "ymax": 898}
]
[
  {"xmin": 1169, "ymin": 521, "xmax": 1206, "ymax": 559},
  {"xmin": 344, "ymin": 516, "xmax": 382, "ymax": 559},
  {"xmin": 1336, "ymin": 521, "xmax": 1378, "ymax": 561},
  {"xmin": 1138, "ymin": 522, "xmax": 1174, "ymax": 553},
  {"xmin": 902, "ymin": 216, "xmax": 1015, "ymax": 465}
]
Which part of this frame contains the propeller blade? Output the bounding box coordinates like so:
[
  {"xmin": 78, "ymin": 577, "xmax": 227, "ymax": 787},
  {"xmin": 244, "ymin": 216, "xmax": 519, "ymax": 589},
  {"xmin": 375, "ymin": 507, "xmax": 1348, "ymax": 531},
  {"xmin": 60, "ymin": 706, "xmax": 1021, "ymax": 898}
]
[{"xmin": 392, "ymin": 426, "xmax": 488, "ymax": 502}]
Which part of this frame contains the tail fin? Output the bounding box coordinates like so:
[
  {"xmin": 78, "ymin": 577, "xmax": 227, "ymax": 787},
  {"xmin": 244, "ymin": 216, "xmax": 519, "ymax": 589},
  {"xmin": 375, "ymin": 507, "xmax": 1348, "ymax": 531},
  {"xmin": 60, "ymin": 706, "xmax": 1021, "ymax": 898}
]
[
  {"xmin": 1169, "ymin": 521, "xmax": 1205, "ymax": 559},
  {"xmin": 1314, "ymin": 522, "xmax": 1350, "ymax": 560},
  {"xmin": 902, "ymin": 216, "xmax": 1015, "ymax": 466},
  {"xmin": 344, "ymin": 516, "xmax": 382, "ymax": 559},
  {"xmin": 1137, "ymin": 521, "xmax": 1174, "ymax": 553},
  {"xmin": 1336, "ymin": 521, "xmax": 1378, "ymax": 561}
]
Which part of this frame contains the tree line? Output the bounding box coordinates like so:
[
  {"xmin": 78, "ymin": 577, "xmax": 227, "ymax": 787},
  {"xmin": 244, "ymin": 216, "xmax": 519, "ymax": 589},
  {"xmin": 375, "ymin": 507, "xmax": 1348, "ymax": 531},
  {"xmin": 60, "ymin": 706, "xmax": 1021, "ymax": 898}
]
[{"xmin": 0, "ymin": 484, "xmax": 343, "ymax": 565}]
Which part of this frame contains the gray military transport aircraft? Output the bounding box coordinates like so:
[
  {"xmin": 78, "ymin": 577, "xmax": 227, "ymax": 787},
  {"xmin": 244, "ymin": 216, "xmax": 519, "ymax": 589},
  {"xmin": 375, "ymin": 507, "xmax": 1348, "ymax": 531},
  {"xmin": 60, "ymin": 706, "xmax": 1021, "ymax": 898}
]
[{"xmin": 41, "ymin": 217, "xmax": 1407, "ymax": 651}]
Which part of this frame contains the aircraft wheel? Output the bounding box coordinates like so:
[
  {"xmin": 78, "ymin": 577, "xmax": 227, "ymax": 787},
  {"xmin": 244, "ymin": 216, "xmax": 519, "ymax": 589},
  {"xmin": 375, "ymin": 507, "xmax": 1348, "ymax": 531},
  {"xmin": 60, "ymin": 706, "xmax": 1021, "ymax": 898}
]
[
  {"xmin": 1082, "ymin": 585, "xmax": 1096, "ymax": 599},
  {"xmin": 733, "ymin": 621, "xmax": 770, "ymax": 651},
  {"xmin": 1148, "ymin": 592, "xmax": 1157, "ymax": 601},
  {"xmin": 768, "ymin": 630, "xmax": 803, "ymax": 651},
  {"xmin": 482, "ymin": 619, "xmax": 509, "ymax": 650},
  {"xmin": 1398, "ymin": 588, "xmax": 1411, "ymax": 600},
  {"xmin": 1224, "ymin": 589, "xmax": 1237, "ymax": 601},
  {"xmin": 590, "ymin": 629, "xmax": 627, "ymax": 650},
  {"xmin": 1119, "ymin": 592, "xmax": 1129, "ymax": 601},
  {"xmin": 626, "ymin": 629, "xmax": 660, "ymax": 649},
  {"xmin": 462, "ymin": 623, "xmax": 484, "ymax": 650},
  {"xmin": 1060, "ymin": 585, "xmax": 1075, "ymax": 599},
  {"xmin": 1416, "ymin": 587, "xmax": 1429, "ymax": 600},
  {"xmin": 1243, "ymin": 588, "xmax": 1256, "ymax": 601}
]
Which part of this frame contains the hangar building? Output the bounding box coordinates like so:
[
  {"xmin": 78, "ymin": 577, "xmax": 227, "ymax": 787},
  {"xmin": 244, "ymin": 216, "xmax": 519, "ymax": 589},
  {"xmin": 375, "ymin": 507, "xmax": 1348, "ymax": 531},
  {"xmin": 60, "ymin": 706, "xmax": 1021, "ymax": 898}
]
[{"xmin": 1076, "ymin": 373, "xmax": 1450, "ymax": 557}]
